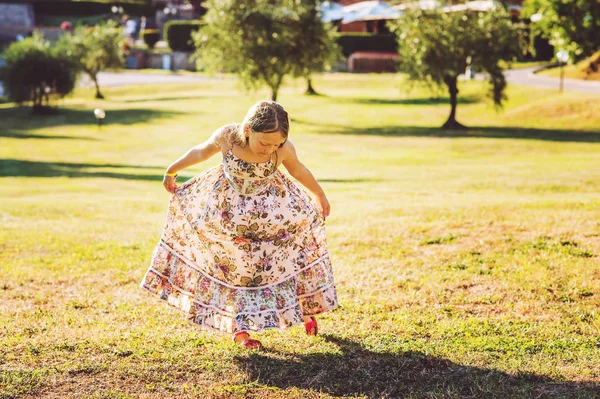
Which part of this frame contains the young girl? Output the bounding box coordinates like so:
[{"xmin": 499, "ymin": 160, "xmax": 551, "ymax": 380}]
[{"xmin": 140, "ymin": 101, "xmax": 338, "ymax": 349}]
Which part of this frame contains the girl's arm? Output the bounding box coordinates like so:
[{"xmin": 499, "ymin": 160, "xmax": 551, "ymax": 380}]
[
  {"xmin": 165, "ymin": 139, "xmax": 220, "ymax": 174},
  {"xmin": 280, "ymin": 140, "xmax": 330, "ymax": 217},
  {"xmin": 163, "ymin": 126, "xmax": 225, "ymax": 193}
]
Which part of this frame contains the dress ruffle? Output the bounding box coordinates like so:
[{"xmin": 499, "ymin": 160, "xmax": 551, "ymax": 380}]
[{"xmin": 141, "ymin": 243, "xmax": 337, "ymax": 333}]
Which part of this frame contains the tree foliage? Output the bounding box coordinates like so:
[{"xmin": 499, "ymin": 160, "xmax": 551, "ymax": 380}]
[
  {"xmin": 1, "ymin": 33, "xmax": 78, "ymax": 113},
  {"xmin": 292, "ymin": 0, "xmax": 341, "ymax": 95},
  {"xmin": 523, "ymin": 0, "xmax": 600, "ymax": 60},
  {"xmin": 58, "ymin": 20, "xmax": 124, "ymax": 99},
  {"xmin": 389, "ymin": 8, "xmax": 520, "ymax": 129},
  {"xmin": 194, "ymin": 0, "xmax": 339, "ymax": 101}
]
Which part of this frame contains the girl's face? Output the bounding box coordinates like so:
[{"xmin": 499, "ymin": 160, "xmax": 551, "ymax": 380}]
[{"xmin": 246, "ymin": 128, "xmax": 286, "ymax": 157}]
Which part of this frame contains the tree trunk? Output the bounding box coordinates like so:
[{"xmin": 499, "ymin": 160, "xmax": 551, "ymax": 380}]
[
  {"xmin": 92, "ymin": 75, "xmax": 104, "ymax": 99},
  {"xmin": 441, "ymin": 76, "xmax": 466, "ymax": 130},
  {"xmin": 270, "ymin": 81, "xmax": 281, "ymax": 101},
  {"xmin": 270, "ymin": 75, "xmax": 285, "ymax": 102},
  {"xmin": 305, "ymin": 77, "xmax": 318, "ymax": 96},
  {"xmin": 31, "ymin": 86, "xmax": 42, "ymax": 114}
]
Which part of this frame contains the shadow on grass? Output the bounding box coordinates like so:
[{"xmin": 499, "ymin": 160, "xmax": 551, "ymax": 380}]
[
  {"xmin": 293, "ymin": 119, "xmax": 600, "ymax": 143},
  {"xmin": 0, "ymin": 106, "xmax": 183, "ymax": 140},
  {"xmin": 0, "ymin": 132, "xmax": 99, "ymax": 140},
  {"xmin": 0, "ymin": 159, "xmax": 194, "ymax": 182},
  {"xmin": 235, "ymin": 335, "xmax": 599, "ymax": 398},
  {"xmin": 338, "ymin": 95, "xmax": 481, "ymax": 106},
  {"xmin": 120, "ymin": 95, "xmax": 209, "ymax": 103},
  {"xmin": 1, "ymin": 159, "xmax": 379, "ymax": 184}
]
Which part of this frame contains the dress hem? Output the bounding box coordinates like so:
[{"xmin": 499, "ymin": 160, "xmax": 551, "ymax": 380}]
[
  {"xmin": 141, "ymin": 275, "xmax": 337, "ymax": 317},
  {"xmin": 140, "ymin": 282, "xmax": 338, "ymax": 335}
]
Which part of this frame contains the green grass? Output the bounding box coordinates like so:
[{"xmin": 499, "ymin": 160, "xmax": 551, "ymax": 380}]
[{"xmin": 1, "ymin": 73, "xmax": 600, "ymax": 398}]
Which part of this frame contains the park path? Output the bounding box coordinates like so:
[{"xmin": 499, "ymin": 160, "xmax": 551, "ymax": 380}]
[
  {"xmin": 504, "ymin": 67, "xmax": 600, "ymax": 94},
  {"xmin": 85, "ymin": 68, "xmax": 600, "ymax": 94}
]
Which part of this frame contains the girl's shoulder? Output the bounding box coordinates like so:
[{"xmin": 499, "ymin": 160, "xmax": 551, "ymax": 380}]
[
  {"xmin": 277, "ymin": 139, "xmax": 297, "ymax": 160},
  {"xmin": 211, "ymin": 123, "xmax": 239, "ymax": 149}
]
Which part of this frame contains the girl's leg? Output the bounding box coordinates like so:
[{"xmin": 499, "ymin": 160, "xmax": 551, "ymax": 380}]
[{"xmin": 233, "ymin": 331, "xmax": 262, "ymax": 349}]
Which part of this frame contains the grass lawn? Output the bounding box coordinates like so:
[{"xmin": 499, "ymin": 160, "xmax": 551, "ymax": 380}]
[{"xmin": 1, "ymin": 73, "xmax": 600, "ymax": 399}]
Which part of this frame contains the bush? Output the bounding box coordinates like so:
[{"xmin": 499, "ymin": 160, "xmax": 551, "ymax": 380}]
[
  {"xmin": 2, "ymin": 32, "xmax": 78, "ymax": 112},
  {"xmin": 142, "ymin": 29, "xmax": 161, "ymax": 49},
  {"xmin": 335, "ymin": 33, "xmax": 397, "ymax": 58},
  {"xmin": 165, "ymin": 20, "xmax": 204, "ymax": 52}
]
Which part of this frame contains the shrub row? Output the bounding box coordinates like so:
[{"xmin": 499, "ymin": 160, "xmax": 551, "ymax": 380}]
[{"xmin": 334, "ymin": 31, "xmax": 552, "ymax": 62}]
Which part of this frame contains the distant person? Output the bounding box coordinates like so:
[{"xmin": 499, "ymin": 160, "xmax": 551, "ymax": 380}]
[
  {"xmin": 123, "ymin": 15, "xmax": 137, "ymax": 45},
  {"xmin": 140, "ymin": 101, "xmax": 338, "ymax": 350},
  {"xmin": 139, "ymin": 16, "xmax": 147, "ymax": 39}
]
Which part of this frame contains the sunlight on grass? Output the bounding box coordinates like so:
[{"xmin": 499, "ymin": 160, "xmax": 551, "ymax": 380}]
[{"xmin": 1, "ymin": 73, "xmax": 599, "ymax": 398}]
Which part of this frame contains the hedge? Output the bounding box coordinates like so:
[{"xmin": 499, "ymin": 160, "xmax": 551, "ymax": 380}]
[
  {"xmin": 164, "ymin": 20, "xmax": 205, "ymax": 52},
  {"xmin": 335, "ymin": 33, "xmax": 398, "ymax": 58},
  {"xmin": 142, "ymin": 29, "xmax": 161, "ymax": 49}
]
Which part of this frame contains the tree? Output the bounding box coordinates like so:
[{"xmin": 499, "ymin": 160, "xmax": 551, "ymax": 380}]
[
  {"xmin": 291, "ymin": 0, "xmax": 341, "ymax": 95},
  {"xmin": 58, "ymin": 21, "xmax": 124, "ymax": 99},
  {"xmin": 523, "ymin": 0, "xmax": 600, "ymax": 61},
  {"xmin": 389, "ymin": 8, "xmax": 520, "ymax": 129},
  {"xmin": 194, "ymin": 0, "xmax": 339, "ymax": 101},
  {"xmin": 2, "ymin": 33, "xmax": 78, "ymax": 113}
]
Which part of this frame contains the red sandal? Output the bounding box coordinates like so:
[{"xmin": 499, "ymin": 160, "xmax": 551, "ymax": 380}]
[
  {"xmin": 304, "ymin": 316, "xmax": 318, "ymax": 336},
  {"xmin": 233, "ymin": 331, "xmax": 262, "ymax": 349}
]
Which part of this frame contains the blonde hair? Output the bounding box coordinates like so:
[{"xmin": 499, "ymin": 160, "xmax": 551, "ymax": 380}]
[{"xmin": 222, "ymin": 101, "xmax": 289, "ymax": 148}]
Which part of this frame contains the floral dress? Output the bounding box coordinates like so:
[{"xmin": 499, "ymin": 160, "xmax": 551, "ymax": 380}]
[{"xmin": 140, "ymin": 143, "xmax": 338, "ymax": 334}]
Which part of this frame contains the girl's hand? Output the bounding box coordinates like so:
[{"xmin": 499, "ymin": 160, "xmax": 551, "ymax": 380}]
[
  {"xmin": 163, "ymin": 175, "xmax": 179, "ymax": 193},
  {"xmin": 316, "ymin": 194, "xmax": 330, "ymax": 218}
]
